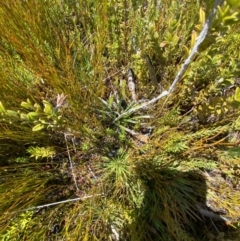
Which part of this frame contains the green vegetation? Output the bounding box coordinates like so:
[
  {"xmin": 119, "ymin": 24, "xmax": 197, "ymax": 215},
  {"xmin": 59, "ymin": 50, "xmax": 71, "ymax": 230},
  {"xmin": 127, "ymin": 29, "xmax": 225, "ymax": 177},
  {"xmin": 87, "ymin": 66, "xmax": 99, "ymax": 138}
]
[{"xmin": 0, "ymin": 0, "xmax": 240, "ymax": 240}]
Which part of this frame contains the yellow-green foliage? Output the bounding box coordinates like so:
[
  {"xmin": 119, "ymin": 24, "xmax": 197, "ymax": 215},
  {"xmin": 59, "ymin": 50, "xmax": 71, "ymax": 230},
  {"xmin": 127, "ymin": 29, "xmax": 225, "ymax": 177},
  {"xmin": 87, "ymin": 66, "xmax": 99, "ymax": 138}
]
[
  {"xmin": 0, "ymin": 1, "xmax": 240, "ymax": 241},
  {"xmin": 27, "ymin": 146, "xmax": 55, "ymax": 160},
  {"xmin": 0, "ymin": 211, "xmax": 33, "ymax": 241}
]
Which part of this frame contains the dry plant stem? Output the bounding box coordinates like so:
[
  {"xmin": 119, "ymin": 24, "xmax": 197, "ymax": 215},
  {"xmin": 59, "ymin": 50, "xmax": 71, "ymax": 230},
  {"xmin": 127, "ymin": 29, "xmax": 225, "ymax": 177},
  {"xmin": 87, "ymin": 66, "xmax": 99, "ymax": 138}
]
[
  {"xmin": 120, "ymin": 125, "xmax": 141, "ymax": 137},
  {"xmin": 160, "ymin": 0, "xmax": 223, "ymax": 110},
  {"xmin": 111, "ymin": 224, "xmax": 120, "ymax": 241},
  {"xmin": 9, "ymin": 194, "xmax": 104, "ymax": 213},
  {"xmin": 114, "ymin": 0, "xmax": 223, "ymax": 123},
  {"xmin": 87, "ymin": 164, "xmax": 97, "ymax": 179},
  {"xmin": 64, "ymin": 133, "xmax": 79, "ymax": 192},
  {"xmin": 120, "ymin": 126, "xmax": 149, "ymax": 143},
  {"xmin": 127, "ymin": 69, "xmax": 137, "ymax": 101},
  {"xmin": 183, "ymin": 137, "xmax": 227, "ymax": 155},
  {"xmin": 217, "ymin": 140, "xmax": 240, "ymax": 146},
  {"xmin": 72, "ymin": 136, "xmax": 77, "ymax": 153}
]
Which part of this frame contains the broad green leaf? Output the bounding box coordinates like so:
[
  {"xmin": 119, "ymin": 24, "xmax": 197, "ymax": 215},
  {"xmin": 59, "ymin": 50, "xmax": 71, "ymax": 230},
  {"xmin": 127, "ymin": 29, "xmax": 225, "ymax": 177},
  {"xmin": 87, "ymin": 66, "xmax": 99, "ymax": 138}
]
[
  {"xmin": 21, "ymin": 101, "xmax": 33, "ymax": 110},
  {"xmin": 39, "ymin": 119, "xmax": 49, "ymax": 124},
  {"xmin": 32, "ymin": 123, "xmax": 45, "ymax": 131},
  {"xmin": 43, "ymin": 100, "xmax": 53, "ymax": 115},
  {"xmin": 199, "ymin": 7, "xmax": 205, "ymax": 25},
  {"xmin": 27, "ymin": 112, "xmax": 39, "ymax": 120},
  {"xmin": 234, "ymin": 87, "xmax": 240, "ymax": 102},
  {"xmin": 20, "ymin": 113, "xmax": 29, "ymax": 120},
  {"xmin": 33, "ymin": 103, "xmax": 42, "ymax": 111}
]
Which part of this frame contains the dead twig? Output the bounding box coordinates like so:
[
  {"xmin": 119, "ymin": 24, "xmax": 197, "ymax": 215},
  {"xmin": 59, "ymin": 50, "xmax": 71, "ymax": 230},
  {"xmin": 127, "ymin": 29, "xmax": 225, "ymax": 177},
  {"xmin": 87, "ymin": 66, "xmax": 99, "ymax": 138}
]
[
  {"xmin": 8, "ymin": 194, "xmax": 104, "ymax": 213},
  {"xmin": 114, "ymin": 0, "xmax": 223, "ymax": 122},
  {"xmin": 127, "ymin": 68, "xmax": 137, "ymax": 101}
]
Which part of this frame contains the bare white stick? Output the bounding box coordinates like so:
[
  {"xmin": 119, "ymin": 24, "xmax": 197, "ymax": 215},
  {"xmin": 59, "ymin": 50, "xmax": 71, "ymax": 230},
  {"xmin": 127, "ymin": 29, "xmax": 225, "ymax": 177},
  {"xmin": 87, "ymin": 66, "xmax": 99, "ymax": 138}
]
[
  {"xmin": 169, "ymin": 0, "xmax": 223, "ymax": 94},
  {"xmin": 111, "ymin": 225, "xmax": 120, "ymax": 241},
  {"xmin": 72, "ymin": 136, "xmax": 77, "ymax": 153},
  {"xmin": 114, "ymin": 0, "xmax": 223, "ymax": 122},
  {"xmin": 8, "ymin": 194, "xmax": 104, "ymax": 213},
  {"xmin": 161, "ymin": 0, "xmax": 224, "ymax": 109},
  {"xmin": 87, "ymin": 164, "xmax": 97, "ymax": 179},
  {"xmin": 127, "ymin": 69, "xmax": 137, "ymax": 101}
]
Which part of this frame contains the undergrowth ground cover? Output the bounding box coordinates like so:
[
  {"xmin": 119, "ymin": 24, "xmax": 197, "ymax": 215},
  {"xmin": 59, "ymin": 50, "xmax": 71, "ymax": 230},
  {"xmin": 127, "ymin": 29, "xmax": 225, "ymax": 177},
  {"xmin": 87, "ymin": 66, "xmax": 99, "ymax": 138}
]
[{"xmin": 0, "ymin": 0, "xmax": 240, "ymax": 240}]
